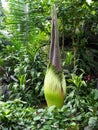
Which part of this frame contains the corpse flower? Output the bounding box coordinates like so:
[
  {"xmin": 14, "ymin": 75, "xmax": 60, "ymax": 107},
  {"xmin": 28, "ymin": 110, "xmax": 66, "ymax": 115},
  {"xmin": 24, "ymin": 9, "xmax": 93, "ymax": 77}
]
[{"xmin": 44, "ymin": 5, "xmax": 66, "ymax": 108}]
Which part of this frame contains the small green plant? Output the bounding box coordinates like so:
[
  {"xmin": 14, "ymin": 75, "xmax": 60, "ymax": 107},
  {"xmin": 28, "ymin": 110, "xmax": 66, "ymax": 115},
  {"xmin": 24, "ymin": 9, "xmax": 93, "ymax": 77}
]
[
  {"xmin": 88, "ymin": 117, "xmax": 98, "ymax": 130},
  {"xmin": 67, "ymin": 73, "xmax": 88, "ymax": 96},
  {"xmin": 0, "ymin": 43, "xmax": 47, "ymax": 105}
]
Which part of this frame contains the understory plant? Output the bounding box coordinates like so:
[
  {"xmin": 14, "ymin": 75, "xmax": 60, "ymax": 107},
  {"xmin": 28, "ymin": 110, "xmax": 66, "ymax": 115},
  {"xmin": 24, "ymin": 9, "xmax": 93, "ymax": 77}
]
[
  {"xmin": 0, "ymin": 43, "xmax": 47, "ymax": 105},
  {"xmin": 0, "ymin": 85, "xmax": 98, "ymax": 130}
]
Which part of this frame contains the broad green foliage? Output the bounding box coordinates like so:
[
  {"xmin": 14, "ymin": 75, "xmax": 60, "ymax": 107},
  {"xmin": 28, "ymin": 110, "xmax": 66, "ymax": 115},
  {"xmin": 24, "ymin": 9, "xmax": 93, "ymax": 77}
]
[
  {"xmin": 55, "ymin": 0, "xmax": 98, "ymax": 74},
  {"xmin": 1, "ymin": 0, "xmax": 51, "ymax": 45},
  {"xmin": 0, "ymin": 44, "xmax": 47, "ymax": 105},
  {"xmin": 0, "ymin": 87, "xmax": 98, "ymax": 129}
]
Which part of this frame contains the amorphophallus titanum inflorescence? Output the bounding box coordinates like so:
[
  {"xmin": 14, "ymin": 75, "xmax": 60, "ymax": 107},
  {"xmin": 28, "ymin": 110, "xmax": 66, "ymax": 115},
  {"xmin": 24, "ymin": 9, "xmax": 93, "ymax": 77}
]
[{"xmin": 44, "ymin": 5, "xmax": 66, "ymax": 108}]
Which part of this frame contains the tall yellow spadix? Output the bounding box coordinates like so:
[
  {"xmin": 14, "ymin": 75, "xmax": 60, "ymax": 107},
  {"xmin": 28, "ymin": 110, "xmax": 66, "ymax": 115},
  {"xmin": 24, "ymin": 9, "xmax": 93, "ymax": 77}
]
[{"xmin": 44, "ymin": 5, "xmax": 66, "ymax": 108}]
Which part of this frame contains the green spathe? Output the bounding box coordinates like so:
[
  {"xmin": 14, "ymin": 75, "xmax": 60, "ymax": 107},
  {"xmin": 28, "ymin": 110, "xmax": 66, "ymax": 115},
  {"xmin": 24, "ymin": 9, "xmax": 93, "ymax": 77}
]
[{"xmin": 44, "ymin": 64, "xmax": 66, "ymax": 108}]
